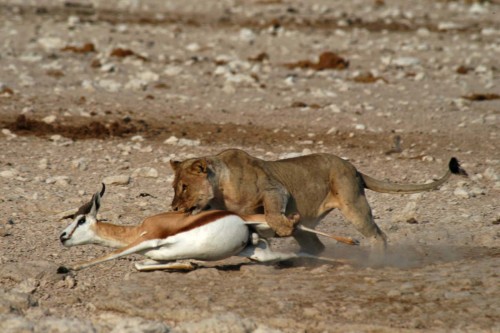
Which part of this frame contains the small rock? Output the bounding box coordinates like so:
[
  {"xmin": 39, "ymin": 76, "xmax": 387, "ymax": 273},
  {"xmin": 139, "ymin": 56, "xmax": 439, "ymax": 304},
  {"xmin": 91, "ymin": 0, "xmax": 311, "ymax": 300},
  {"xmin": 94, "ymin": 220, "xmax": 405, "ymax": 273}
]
[
  {"xmin": 71, "ymin": 158, "xmax": 88, "ymax": 171},
  {"xmin": 185, "ymin": 43, "xmax": 200, "ymax": 52},
  {"xmin": 164, "ymin": 66, "xmax": 183, "ymax": 76},
  {"xmin": 0, "ymin": 169, "xmax": 19, "ymax": 179},
  {"xmin": 50, "ymin": 134, "xmax": 63, "ymax": 142},
  {"xmin": 132, "ymin": 167, "xmax": 159, "ymax": 178},
  {"xmin": 38, "ymin": 37, "xmax": 65, "ymax": 50},
  {"xmin": 46, "ymin": 176, "xmax": 70, "ymax": 186},
  {"xmin": 303, "ymin": 307, "xmax": 320, "ymax": 317},
  {"xmin": 1, "ymin": 129, "xmax": 17, "ymax": 139},
  {"xmin": 453, "ymin": 188, "xmax": 470, "ymax": 199},
  {"xmin": 99, "ymin": 79, "xmax": 122, "ymax": 92},
  {"xmin": 483, "ymin": 167, "xmax": 498, "ymax": 181},
  {"xmin": 42, "ymin": 115, "xmax": 57, "ymax": 124},
  {"xmin": 438, "ymin": 22, "xmax": 465, "ymax": 31},
  {"xmin": 392, "ymin": 57, "xmax": 420, "ymax": 67},
  {"xmin": 100, "ymin": 63, "xmax": 115, "ymax": 73},
  {"xmin": 14, "ymin": 279, "xmax": 39, "ymax": 294},
  {"xmin": 38, "ymin": 158, "xmax": 49, "ymax": 170},
  {"xmin": 354, "ymin": 124, "xmax": 366, "ymax": 130},
  {"xmin": 164, "ymin": 136, "xmax": 179, "ymax": 145},
  {"xmin": 131, "ymin": 135, "xmax": 144, "ymax": 142},
  {"xmin": 177, "ymin": 138, "xmax": 200, "ymax": 146},
  {"xmin": 102, "ymin": 175, "xmax": 130, "ymax": 185},
  {"xmin": 387, "ymin": 289, "xmax": 401, "ymax": 297},
  {"xmin": 239, "ymin": 28, "xmax": 256, "ymax": 42}
]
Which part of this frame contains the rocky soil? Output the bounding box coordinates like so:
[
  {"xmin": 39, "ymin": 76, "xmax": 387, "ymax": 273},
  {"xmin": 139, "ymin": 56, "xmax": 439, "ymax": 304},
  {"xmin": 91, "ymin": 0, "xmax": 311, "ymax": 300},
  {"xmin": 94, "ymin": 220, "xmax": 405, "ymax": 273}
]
[{"xmin": 0, "ymin": 0, "xmax": 499, "ymax": 332}]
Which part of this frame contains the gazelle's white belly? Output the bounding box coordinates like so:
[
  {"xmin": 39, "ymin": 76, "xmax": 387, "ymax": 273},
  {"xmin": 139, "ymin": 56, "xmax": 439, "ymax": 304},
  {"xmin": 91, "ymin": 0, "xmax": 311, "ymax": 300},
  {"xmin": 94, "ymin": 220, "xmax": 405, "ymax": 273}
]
[{"xmin": 143, "ymin": 215, "xmax": 249, "ymax": 261}]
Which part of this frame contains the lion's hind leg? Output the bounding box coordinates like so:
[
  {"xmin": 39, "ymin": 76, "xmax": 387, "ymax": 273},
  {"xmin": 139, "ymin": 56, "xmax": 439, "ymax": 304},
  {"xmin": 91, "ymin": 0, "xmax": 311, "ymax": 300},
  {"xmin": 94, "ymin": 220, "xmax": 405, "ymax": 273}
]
[{"xmin": 338, "ymin": 190, "xmax": 387, "ymax": 254}]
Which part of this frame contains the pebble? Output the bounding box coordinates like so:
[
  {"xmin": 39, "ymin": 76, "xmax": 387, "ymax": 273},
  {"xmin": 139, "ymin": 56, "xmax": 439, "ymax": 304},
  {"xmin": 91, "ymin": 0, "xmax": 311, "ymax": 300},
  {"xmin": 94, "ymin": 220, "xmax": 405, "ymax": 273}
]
[
  {"xmin": 42, "ymin": 115, "xmax": 57, "ymax": 124},
  {"xmin": 1, "ymin": 129, "xmax": 17, "ymax": 139},
  {"xmin": 164, "ymin": 136, "xmax": 179, "ymax": 145},
  {"xmin": 164, "ymin": 66, "xmax": 183, "ymax": 76},
  {"xmin": 38, "ymin": 158, "xmax": 49, "ymax": 170},
  {"xmin": 132, "ymin": 167, "xmax": 159, "ymax": 178},
  {"xmin": 102, "ymin": 175, "xmax": 130, "ymax": 185},
  {"xmin": 453, "ymin": 188, "xmax": 470, "ymax": 199},
  {"xmin": 0, "ymin": 169, "xmax": 19, "ymax": 178},
  {"xmin": 98, "ymin": 79, "xmax": 122, "ymax": 92},
  {"xmin": 483, "ymin": 167, "xmax": 498, "ymax": 181},
  {"xmin": 185, "ymin": 43, "xmax": 200, "ymax": 52},
  {"xmin": 392, "ymin": 57, "xmax": 421, "ymax": 67},
  {"xmin": 71, "ymin": 158, "xmax": 88, "ymax": 171},
  {"xmin": 38, "ymin": 37, "xmax": 65, "ymax": 50},
  {"xmin": 46, "ymin": 176, "xmax": 70, "ymax": 186},
  {"xmin": 177, "ymin": 138, "xmax": 200, "ymax": 146}
]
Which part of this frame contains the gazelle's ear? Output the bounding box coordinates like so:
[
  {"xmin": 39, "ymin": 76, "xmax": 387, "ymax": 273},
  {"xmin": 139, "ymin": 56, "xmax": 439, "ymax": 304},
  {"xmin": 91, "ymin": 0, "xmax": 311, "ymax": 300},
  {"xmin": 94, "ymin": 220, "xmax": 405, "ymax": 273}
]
[
  {"xmin": 191, "ymin": 158, "xmax": 208, "ymax": 174},
  {"xmin": 89, "ymin": 191, "xmax": 101, "ymax": 218},
  {"xmin": 170, "ymin": 160, "xmax": 181, "ymax": 171}
]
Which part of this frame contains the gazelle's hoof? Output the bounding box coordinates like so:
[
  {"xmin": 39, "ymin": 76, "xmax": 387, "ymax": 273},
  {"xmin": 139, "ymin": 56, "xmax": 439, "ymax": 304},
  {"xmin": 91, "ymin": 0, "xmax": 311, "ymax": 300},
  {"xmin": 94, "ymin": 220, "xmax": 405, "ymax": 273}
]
[{"xmin": 57, "ymin": 266, "xmax": 70, "ymax": 274}]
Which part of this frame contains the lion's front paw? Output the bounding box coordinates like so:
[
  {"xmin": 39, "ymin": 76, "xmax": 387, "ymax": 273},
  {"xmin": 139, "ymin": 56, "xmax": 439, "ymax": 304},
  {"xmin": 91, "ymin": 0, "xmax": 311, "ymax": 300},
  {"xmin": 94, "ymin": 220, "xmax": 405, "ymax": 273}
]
[
  {"xmin": 270, "ymin": 215, "xmax": 296, "ymax": 237},
  {"xmin": 287, "ymin": 212, "xmax": 301, "ymax": 225}
]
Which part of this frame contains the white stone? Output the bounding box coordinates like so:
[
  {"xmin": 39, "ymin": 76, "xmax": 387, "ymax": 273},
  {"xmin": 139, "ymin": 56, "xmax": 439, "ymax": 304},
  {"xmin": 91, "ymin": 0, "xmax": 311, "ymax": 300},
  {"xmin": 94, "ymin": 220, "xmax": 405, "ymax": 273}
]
[
  {"xmin": 164, "ymin": 136, "xmax": 179, "ymax": 145},
  {"xmin": 38, "ymin": 158, "xmax": 49, "ymax": 170},
  {"xmin": 355, "ymin": 124, "xmax": 366, "ymax": 130},
  {"xmin": 438, "ymin": 22, "xmax": 465, "ymax": 31},
  {"xmin": 469, "ymin": 3, "xmax": 487, "ymax": 14},
  {"xmin": 71, "ymin": 158, "xmax": 88, "ymax": 171},
  {"xmin": 177, "ymin": 138, "xmax": 200, "ymax": 146},
  {"xmin": 102, "ymin": 175, "xmax": 130, "ymax": 185},
  {"xmin": 100, "ymin": 63, "xmax": 115, "ymax": 73},
  {"xmin": 454, "ymin": 188, "xmax": 470, "ymax": 199},
  {"xmin": 50, "ymin": 134, "xmax": 62, "ymax": 142},
  {"xmin": 0, "ymin": 169, "xmax": 19, "ymax": 178},
  {"xmin": 42, "ymin": 115, "xmax": 57, "ymax": 124},
  {"xmin": 46, "ymin": 176, "xmax": 70, "ymax": 186},
  {"xmin": 186, "ymin": 43, "xmax": 200, "ymax": 52},
  {"xmin": 164, "ymin": 66, "xmax": 183, "ymax": 76},
  {"xmin": 239, "ymin": 28, "xmax": 256, "ymax": 42},
  {"xmin": 392, "ymin": 57, "xmax": 420, "ymax": 67},
  {"xmin": 132, "ymin": 167, "xmax": 159, "ymax": 178},
  {"xmin": 137, "ymin": 71, "xmax": 159, "ymax": 82},
  {"xmin": 98, "ymin": 79, "xmax": 122, "ymax": 92},
  {"xmin": 131, "ymin": 135, "xmax": 144, "ymax": 142},
  {"xmin": 483, "ymin": 167, "xmax": 498, "ymax": 181},
  {"xmin": 38, "ymin": 37, "xmax": 65, "ymax": 50}
]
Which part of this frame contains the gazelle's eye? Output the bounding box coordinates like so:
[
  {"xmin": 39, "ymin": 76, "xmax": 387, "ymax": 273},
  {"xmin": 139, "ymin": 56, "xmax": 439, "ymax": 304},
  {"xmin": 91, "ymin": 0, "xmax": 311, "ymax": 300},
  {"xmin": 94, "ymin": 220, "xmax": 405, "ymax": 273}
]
[{"xmin": 77, "ymin": 217, "xmax": 86, "ymax": 225}]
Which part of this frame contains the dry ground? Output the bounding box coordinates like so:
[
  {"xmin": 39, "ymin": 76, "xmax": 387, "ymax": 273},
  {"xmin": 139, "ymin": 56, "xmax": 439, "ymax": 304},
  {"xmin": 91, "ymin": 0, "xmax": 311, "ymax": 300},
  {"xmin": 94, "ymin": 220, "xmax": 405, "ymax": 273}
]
[{"xmin": 0, "ymin": 0, "xmax": 499, "ymax": 332}]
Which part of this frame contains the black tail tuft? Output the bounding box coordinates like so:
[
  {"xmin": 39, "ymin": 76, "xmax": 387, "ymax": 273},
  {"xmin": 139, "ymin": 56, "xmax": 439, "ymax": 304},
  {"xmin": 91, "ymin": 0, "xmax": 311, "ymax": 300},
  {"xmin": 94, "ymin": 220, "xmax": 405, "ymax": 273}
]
[{"xmin": 449, "ymin": 157, "xmax": 468, "ymax": 177}]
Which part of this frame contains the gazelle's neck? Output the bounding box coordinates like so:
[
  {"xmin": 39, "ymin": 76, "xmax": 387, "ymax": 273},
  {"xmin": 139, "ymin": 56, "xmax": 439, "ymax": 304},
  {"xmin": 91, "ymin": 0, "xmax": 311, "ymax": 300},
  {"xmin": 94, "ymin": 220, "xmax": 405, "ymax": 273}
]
[{"xmin": 93, "ymin": 221, "xmax": 142, "ymax": 248}]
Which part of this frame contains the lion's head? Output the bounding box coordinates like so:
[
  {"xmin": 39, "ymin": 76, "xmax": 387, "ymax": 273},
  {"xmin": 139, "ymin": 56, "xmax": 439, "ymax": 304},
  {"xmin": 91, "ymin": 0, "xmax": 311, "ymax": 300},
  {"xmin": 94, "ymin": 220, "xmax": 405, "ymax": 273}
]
[{"xmin": 169, "ymin": 158, "xmax": 214, "ymax": 214}]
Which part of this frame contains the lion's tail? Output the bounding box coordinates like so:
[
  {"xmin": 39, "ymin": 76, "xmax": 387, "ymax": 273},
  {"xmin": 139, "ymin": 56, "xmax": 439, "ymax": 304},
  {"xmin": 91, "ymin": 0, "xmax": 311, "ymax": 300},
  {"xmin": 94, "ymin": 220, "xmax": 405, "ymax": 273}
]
[{"xmin": 361, "ymin": 157, "xmax": 468, "ymax": 194}]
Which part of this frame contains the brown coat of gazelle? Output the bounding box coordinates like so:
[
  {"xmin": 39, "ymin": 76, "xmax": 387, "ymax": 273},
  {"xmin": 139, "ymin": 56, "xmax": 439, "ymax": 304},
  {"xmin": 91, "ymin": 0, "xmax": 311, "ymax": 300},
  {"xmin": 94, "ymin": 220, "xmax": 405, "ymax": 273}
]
[{"xmin": 59, "ymin": 185, "xmax": 348, "ymax": 271}]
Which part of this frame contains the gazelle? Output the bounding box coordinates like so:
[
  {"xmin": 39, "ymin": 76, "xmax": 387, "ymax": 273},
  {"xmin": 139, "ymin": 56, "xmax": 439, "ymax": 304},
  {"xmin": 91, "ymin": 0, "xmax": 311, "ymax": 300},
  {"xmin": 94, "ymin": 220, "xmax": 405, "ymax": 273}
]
[{"xmin": 59, "ymin": 185, "xmax": 353, "ymax": 271}]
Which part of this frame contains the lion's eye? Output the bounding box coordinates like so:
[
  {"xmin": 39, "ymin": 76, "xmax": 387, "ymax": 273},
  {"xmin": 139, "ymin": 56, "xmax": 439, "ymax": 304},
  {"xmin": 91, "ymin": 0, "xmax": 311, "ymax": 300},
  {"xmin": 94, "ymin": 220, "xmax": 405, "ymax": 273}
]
[{"xmin": 182, "ymin": 184, "xmax": 188, "ymax": 192}]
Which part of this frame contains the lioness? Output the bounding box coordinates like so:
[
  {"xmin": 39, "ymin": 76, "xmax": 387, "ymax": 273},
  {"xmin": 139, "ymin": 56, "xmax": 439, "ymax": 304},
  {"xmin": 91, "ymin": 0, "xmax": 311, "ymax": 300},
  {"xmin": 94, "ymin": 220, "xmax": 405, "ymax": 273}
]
[{"xmin": 170, "ymin": 149, "xmax": 467, "ymax": 254}]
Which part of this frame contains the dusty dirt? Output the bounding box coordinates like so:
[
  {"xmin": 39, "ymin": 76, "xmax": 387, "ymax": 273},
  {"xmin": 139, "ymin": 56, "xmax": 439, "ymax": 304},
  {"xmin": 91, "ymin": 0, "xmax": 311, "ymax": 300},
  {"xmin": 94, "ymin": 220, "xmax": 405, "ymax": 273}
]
[{"xmin": 0, "ymin": 0, "xmax": 499, "ymax": 332}]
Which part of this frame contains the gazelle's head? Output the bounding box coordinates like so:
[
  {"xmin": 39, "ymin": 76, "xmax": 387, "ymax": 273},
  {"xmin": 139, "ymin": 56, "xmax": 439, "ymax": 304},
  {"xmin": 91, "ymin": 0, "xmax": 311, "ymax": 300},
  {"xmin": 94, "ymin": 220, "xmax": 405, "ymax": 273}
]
[{"xmin": 60, "ymin": 184, "xmax": 104, "ymax": 247}]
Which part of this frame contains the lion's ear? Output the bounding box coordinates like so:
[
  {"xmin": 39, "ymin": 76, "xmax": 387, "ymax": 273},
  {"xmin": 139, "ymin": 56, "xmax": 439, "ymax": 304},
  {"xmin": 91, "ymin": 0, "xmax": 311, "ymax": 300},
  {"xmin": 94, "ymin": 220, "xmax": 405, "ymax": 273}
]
[
  {"xmin": 170, "ymin": 160, "xmax": 181, "ymax": 171},
  {"xmin": 191, "ymin": 159, "xmax": 208, "ymax": 174}
]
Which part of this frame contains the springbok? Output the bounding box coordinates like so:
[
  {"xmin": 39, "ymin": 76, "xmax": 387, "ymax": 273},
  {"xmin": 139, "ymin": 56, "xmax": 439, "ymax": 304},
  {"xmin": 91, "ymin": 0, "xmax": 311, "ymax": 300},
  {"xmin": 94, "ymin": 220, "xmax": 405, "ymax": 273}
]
[{"xmin": 59, "ymin": 185, "xmax": 354, "ymax": 271}]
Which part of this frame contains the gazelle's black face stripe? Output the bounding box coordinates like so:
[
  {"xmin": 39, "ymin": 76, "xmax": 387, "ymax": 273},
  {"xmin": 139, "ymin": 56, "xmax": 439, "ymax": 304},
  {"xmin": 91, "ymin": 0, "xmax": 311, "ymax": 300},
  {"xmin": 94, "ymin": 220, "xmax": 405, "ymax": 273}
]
[{"xmin": 61, "ymin": 215, "xmax": 87, "ymax": 242}]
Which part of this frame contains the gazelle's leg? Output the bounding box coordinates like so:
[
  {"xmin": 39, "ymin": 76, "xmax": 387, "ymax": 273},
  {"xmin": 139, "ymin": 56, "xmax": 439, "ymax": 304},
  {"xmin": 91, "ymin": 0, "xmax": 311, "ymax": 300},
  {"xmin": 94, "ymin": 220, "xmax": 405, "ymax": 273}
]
[
  {"xmin": 134, "ymin": 260, "xmax": 196, "ymax": 272},
  {"xmin": 70, "ymin": 238, "xmax": 162, "ymax": 271},
  {"xmin": 238, "ymin": 235, "xmax": 347, "ymax": 264}
]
